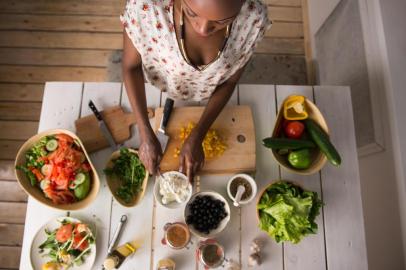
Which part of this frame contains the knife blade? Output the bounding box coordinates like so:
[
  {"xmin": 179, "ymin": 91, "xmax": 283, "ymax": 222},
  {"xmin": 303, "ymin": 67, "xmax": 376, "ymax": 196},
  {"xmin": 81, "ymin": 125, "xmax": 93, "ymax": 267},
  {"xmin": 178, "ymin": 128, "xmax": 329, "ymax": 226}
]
[
  {"xmin": 88, "ymin": 100, "xmax": 118, "ymax": 151},
  {"xmin": 156, "ymin": 98, "xmax": 174, "ymax": 154}
]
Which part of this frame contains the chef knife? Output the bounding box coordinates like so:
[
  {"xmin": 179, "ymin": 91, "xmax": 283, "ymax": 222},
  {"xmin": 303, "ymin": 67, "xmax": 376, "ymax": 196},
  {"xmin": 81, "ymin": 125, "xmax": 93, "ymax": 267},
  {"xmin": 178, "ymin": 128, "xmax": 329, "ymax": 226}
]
[
  {"xmin": 156, "ymin": 98, "xmax": 174, "ymax": 154},
  {"xmin": 88, "ymin": 100, "xmax": 118, "ymax": 151}
]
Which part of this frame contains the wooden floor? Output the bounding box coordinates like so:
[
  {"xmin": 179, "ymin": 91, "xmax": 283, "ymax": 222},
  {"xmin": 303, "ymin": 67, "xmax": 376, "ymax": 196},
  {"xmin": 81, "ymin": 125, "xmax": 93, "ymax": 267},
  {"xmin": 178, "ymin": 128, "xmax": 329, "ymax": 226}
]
[{"xmin": 0, "ymin": 0, "xmax": 309, "ymax": 268}]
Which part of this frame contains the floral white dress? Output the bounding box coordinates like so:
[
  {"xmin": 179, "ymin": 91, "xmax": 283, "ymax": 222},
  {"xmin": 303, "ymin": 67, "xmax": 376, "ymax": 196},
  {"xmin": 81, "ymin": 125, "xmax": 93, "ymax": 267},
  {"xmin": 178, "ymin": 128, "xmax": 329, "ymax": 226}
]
[{"xmin": 121, "ymin": 0, "xmax": 271, "ymax": 101}]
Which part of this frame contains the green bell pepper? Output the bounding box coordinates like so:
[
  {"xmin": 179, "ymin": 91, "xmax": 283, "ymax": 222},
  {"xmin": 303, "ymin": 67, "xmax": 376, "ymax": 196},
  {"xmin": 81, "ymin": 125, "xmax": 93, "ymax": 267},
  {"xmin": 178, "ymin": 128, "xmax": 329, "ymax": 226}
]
[{"xmin": 288, "ymin": 149, "xmax": 312, "ymax": 169}]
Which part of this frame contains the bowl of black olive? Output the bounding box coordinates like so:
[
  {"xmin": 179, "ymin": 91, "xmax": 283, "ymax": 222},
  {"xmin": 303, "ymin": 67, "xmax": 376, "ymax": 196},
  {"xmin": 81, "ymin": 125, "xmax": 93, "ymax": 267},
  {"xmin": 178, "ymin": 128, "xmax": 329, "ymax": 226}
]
[{"xmin": 184, "ymin": 191, "xmax": 230, "ymax": 238}]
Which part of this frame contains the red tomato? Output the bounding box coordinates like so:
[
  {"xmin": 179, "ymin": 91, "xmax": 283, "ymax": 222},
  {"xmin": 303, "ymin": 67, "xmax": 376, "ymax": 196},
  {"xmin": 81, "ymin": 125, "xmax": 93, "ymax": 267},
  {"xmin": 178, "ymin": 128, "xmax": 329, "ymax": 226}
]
[
  {"xmin": 55, "ymin": 223, "xmax": 73, "ymax": 243},
  {"xmin": 284, "ymin": 121, "xmax": 305, "ymax": 139},
  {"xmin": 73, "ymin": 232, "xmax": 89, "ymax": 251}
]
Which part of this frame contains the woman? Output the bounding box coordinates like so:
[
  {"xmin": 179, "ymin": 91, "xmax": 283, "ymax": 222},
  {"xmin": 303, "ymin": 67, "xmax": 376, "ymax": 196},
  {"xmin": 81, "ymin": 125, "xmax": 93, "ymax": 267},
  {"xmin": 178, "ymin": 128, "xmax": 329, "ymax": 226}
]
[{"xmin": 121, "ymin": 0, "xmax": 270, "ymax": 181}]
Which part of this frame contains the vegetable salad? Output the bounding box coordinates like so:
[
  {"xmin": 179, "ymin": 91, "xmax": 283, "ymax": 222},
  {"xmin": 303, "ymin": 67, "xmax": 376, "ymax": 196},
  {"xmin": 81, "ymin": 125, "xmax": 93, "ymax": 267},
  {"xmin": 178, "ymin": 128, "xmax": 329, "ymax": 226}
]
[
  {"xmin": 39, "ymin": 219, "xmax": 95, "ymax": 269},
  {"xmin": 16, "ymin": 134, "xmax": 92, "ymax": 204}
]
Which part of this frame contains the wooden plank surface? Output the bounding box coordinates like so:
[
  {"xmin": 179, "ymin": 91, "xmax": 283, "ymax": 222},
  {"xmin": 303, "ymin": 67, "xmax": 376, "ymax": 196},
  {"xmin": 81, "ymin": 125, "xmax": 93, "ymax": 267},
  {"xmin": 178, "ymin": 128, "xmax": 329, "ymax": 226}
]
[
  {"xmin": 276, "ymin": 86, "xmax": 327, "ymax": 270},
  {"xmin": 0, "ymin": 181, "xmax": 27, "ymax": 202},
  {"xmin": 0, "ymin": 66, "xmax": 108, "ymax": 83},
  {"xmin": 314, "ymin": 86, "xmax": 368, "ymax": 270},
  {"xmin": 0, "ymin": 101, "xmax": 41, "ymax": 121},
  {"xmin": 0, "ymin": 83, "xmax": 44, "ymax": 102},
  {"xmin": 239, "ymin": 85, "xmax": 283, "ymax": 270},
  {"xmin": 266, "ymin": 22, "xmax": 304, "ymax": 38},
  {"xmin": 268, "ymin": 6, "xmax": 303, "ymax": 22},
  {"xmin": 256, "ymin": 38, "xmax": 305, "ymax": 55},
  {"xmin": 0, "ymin": 160, "xmax": 16, "ymax": 180},
  {"xmin": 0, "ymin": 140, "xmax": 24, "ymax": 160},
  {"xmin": 0, "ymin": 224, "xmax": 24, "ymax": 246},
  {"xmin": 0, "ymin": 246, "xmax": 21, "ymax": 269},
  {"xmin": 110, "ymin": 83, "xmax": 161, "ymax": 270},
  {"xmin": 0, "ymin": 0, "xmax": 125, "ymax": 16},
  {"xmin": 265, "ymin": 0, "xmax": 302, "ymax": 6},
  {"xmin": 0, "ymin": 48, "xmax": 113, "ymax": 67},
  {"xmin": 0, "ymin": 202, "xmax": 27, "ymax": 224},
  {"xmin": 0, "ymin": 31, "xmax": 123, "ymax": 50},
  {"xmin": 0, "ymin": 121, "xmax": 38, "ymax": 140},
  {"xmin": 19, "ymin": 82, "xmax": 84, "ymax": 270},
  {"xmin": 0, "ymin": 14, "xmax": 121, "ymax": 32}
]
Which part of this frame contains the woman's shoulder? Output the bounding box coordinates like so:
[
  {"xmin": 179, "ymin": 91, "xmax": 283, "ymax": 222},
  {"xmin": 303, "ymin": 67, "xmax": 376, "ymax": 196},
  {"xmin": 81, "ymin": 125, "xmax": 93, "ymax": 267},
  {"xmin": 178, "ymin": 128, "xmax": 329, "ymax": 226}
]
[{"xmin": 239, "ymin": 0, "xmax": 270, "ymax": 28}]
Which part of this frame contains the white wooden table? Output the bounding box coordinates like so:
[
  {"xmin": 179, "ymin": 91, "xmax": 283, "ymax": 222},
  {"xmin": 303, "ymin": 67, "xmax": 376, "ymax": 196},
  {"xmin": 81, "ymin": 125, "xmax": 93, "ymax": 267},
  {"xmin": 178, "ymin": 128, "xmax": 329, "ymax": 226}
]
[{"xmin": 20, "ymin": 82, "xmax": 368, "ymax": 270}]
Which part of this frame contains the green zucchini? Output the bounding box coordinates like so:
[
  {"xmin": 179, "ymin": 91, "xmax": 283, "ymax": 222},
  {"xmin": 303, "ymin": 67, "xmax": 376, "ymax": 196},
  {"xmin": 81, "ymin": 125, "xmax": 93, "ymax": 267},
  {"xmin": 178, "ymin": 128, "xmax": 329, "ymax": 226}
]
[
  {"xmin": 262, "ymin": 138, "xmax": 316, "ymax": 150},
  {"xmin": 304, "ymin": 119, "xmax": 341, "ymax": 166}
]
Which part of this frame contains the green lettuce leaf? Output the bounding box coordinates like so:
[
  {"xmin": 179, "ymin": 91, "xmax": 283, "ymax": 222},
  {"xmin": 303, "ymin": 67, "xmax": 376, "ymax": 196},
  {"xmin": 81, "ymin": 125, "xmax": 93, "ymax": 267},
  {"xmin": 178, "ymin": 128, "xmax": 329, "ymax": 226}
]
[{"xmin": 257, "ymin": 181, "xmax": 323, "ymax": 244}]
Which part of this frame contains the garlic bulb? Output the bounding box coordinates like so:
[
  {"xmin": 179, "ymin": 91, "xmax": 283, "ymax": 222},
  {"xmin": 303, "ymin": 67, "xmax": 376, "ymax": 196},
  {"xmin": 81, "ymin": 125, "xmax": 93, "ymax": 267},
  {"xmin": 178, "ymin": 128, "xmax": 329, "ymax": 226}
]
[
  {"xmin": 248, "ymin": 253, "xmax": 262, "ymax": 267},
  {"xmin": 250, "ymin": 239, "xmax": 261, "ymax": 253}
]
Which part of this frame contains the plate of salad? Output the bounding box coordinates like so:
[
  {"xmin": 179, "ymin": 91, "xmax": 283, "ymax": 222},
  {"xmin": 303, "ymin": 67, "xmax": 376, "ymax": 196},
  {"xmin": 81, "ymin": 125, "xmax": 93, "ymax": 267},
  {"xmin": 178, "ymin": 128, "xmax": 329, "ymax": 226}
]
[
  {"xmin": 104, "ymin": 148, "xmax": 148, "ymax": 207},
  {"xmin": 30, "ymin": 216, "xmax": 96, "ymax": 270},
  {"xmin": 15, "ymin": 129, "xmax": 100, "ymax": 210}
]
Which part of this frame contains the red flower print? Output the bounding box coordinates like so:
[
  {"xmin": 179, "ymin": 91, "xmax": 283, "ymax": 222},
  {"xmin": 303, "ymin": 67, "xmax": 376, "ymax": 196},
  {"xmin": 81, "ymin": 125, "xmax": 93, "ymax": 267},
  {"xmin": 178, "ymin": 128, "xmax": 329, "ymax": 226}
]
[
  {"xmin": 225, "ymin": 64, "xmax": 231, "ymax": 69},
  {"xmin": 152, "ymin": 37, "xmax": 158, "ymax": 43},
  {"xmin": 253, "ymin": 19, "xmax": 259, "ymax": 25},
  {"xmin": 182, "ymin": 91, "xmax": 189, "ymax": 96},
  {"xmin": 169, "ymin": 0, "xmax": 174, "ymax": 6},
  {"xmin": 168, "ymin": 22, "xmax": 174, "ymax": 32},
  {"xmin": 153, "ymin": 57, "xmax": 159, "ymax": 63},
  {"xmin": 181, "ymin": 72, "xmax": 186, "ymax": 76},
  {"xmin": 123, "ymin": 22, "xmax": 128, "ymax": 28},
  {"xmin": 164, "ymin": 6, "xmax": 170, "ymax": 13},
  {"xmin": 162, "ymin": 58, "xmax": 167, "ymax": 64},
  {"xmin": 156, "ymin": 22, "xmax": 163, "ymax": 30},
  {"xmin": 147, "ymin": 47, "xmax": 153, "ymax": 52},
  {"xmin": 176, "ymin": 86, "xmax": 181, "ymax": 90},
  {"xmin": 152, "ymin": 75, "xmax": 159, "ymax": 81},
  {"xmin": 148, "ymin": 66, "xmax": 155, "ymax": 70},
  {"xmin": 155, "ymin": 10, "xmax": 159, "ymax": 16},
  {"xmin": 131, "ymin": 18, "xmax": 136, "ymax": 25},
  {"xmin": 248, "ymin": 1, "xmax": 255, "ymax": 11},
  {"xmin": 142, "ymin": 3, "xmax": 149, "ymax": 11}
]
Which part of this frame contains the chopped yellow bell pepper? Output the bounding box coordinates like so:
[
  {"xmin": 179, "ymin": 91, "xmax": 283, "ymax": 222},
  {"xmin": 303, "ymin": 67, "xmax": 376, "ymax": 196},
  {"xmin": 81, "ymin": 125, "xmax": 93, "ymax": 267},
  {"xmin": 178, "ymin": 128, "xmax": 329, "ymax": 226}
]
[{"xmin": 283, "ymin": 95, "xmax": 309, "ymax": 120}]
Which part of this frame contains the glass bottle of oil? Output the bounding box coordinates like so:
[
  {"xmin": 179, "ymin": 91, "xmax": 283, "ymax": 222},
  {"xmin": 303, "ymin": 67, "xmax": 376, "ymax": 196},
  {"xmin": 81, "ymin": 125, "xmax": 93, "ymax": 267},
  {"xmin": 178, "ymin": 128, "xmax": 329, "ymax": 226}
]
[{"xmin": 103, "ymin": 240, "xmax": 141, "ymax": 269}]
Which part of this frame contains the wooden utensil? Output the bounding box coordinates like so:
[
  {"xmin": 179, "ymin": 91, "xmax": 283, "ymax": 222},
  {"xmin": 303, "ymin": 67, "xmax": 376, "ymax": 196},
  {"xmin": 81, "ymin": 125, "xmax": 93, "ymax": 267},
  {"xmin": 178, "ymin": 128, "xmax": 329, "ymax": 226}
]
[
  {"xmin": 105, "ymin": 149, "xmax": 149, "ymax": 207},
  {"xmin": 271, "ymin": 97, "xmax": 328, "ymax": 175},
  {"xmin": 154, "ymin": 105, "xmax": 256, "ymax": 174},
  {"xmin": 75, "ymin": 106, "xmax": 154, "ymax": 153}
]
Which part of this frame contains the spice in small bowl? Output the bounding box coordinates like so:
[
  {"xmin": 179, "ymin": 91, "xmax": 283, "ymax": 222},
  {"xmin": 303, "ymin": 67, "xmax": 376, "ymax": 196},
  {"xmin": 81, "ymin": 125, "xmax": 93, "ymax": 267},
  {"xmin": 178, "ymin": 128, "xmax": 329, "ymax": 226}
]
[{"xmin": 227, "ymin": 174, "xmax": 257, "ymax": 206}]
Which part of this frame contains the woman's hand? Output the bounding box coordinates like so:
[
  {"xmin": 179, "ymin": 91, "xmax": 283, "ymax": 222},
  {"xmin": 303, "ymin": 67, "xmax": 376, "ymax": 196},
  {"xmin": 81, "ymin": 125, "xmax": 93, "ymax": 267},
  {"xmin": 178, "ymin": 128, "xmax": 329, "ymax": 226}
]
[
  {"xmin": 179, "ymin": 130, "xmax": 205, "ymax": 183},
  {"xmin": 138, "ymin": 129, "xmax": 162, "ymax": 175}
]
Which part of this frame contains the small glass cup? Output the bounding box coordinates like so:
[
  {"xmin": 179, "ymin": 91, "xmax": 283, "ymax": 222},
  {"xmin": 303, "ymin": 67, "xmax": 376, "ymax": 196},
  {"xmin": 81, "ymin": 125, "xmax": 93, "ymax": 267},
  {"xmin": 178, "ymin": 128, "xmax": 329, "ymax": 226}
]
[
  {"xmin": 161, "ymin": 222, "xmax": 192, "ymax": 250},
  {"xmin": 196, "ymin": 239, "xmax": 227, "ymax": 269}
]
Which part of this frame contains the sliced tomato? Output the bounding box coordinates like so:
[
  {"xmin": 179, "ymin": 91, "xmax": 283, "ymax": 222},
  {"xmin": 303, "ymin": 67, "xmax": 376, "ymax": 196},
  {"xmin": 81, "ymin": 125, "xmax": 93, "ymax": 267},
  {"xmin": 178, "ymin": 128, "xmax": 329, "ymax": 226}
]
[
  {"xmin": 56, "ymin": 134, "xmax": 73, "ymax": 145},
  {"xmin": 73, "ymin": 232, "xmax": 89, "ymax": 251},
  {"xmin": 56, "ymin": 223, "xmax": 73, "ymax": 243}
]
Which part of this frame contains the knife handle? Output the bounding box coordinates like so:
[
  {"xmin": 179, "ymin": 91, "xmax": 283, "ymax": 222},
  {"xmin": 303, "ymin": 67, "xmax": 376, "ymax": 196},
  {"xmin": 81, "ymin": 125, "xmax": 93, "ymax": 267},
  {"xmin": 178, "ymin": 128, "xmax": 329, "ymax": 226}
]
[
  {"xmin": 160, "ymin": 98, "xmax": 174, "ymax": 131},
  {"xmin": 88, "ymin": 100, "xmax": 103, "ymax": 121}
]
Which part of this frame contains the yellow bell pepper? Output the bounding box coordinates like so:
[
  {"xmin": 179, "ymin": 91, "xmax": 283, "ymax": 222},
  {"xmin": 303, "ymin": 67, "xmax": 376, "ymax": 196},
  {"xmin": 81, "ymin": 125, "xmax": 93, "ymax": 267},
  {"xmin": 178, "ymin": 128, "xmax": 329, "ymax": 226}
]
[{"xmin": 283, "ymin": 95, "xmax": 308, "ymax": 120}]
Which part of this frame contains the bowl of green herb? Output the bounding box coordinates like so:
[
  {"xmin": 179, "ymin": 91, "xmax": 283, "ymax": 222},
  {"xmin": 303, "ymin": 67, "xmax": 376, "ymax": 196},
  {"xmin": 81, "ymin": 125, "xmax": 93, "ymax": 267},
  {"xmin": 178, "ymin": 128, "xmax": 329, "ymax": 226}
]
[{"xmin": 104, "ymin": 148, "xmax": 148, "ymax": 207}]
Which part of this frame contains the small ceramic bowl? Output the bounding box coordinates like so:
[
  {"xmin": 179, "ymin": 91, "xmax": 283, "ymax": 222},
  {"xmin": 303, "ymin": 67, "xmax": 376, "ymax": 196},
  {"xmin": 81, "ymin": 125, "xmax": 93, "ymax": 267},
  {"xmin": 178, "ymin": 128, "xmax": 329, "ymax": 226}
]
[
  {"xmin": 105, "ymin": 148, "xmax": 149, "ymax": 207},
  {"xmin": 14, "ymin": 129, "xmax": 100, "ymax": 211},
  {"xmin": 184, "ymin": 191, "xmax": 231, "ymax": 239},
  {"xmin": 153, "ymin": 171, "xmax": 192, "ymax": 209},
  {"xmin": 227, "ymin": 173, "xmax": 257, "ymax": 206}
]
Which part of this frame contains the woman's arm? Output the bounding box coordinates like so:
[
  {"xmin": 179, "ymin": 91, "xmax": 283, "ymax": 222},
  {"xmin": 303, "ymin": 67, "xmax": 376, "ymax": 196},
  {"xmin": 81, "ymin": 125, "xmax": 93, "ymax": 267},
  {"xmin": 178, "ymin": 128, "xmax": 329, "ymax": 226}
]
[
  {"xmin": 180, "ymin": 67, "xmax": 246, "ymax": 181},
  {"xmin": 122, "ymin": 31, "xmax": 162, "ymax": 174}
]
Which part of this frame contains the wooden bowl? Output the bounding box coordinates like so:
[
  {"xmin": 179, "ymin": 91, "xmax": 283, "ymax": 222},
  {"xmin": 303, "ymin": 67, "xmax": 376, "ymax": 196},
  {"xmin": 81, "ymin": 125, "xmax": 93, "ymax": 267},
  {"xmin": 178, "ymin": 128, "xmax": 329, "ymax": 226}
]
[
  {"xmin": 272, "ymin": 96, "xmax": 329, "ymax": 175},
  {"xmin": 14, "ymin": 129, "xmax": 100, "ymax": 211},
  {"xmin": 105, "ymin": 149, "xmax": 149, "ymax": 207}
]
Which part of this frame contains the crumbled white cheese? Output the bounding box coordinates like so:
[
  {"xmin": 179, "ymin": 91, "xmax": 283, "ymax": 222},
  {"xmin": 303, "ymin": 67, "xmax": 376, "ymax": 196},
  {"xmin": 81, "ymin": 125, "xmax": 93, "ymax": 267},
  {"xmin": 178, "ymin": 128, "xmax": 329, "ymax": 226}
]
[{"xmin": 159, "ymin": 174, "xmax": 189, "ymax": 204}]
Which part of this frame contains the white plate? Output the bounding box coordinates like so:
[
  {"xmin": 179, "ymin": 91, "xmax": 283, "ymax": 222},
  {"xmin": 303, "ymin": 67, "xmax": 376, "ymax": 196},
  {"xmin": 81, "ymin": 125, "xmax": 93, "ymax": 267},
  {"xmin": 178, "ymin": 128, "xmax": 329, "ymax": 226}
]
[
  {"xmin": 153, "ymin": 171, "xmax": 192, "ymax": 209},
  {"xmin": 30, "ymin": 216, "xmax": 96, "ymax": 270}
]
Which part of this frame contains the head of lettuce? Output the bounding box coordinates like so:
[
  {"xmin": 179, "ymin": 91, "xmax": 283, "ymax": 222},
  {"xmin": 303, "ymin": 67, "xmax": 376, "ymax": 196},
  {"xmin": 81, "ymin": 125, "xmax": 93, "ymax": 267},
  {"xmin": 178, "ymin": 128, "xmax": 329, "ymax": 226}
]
[{"xmin": 257, "ymin": 181, "xmax": 323, "ymax": 244}]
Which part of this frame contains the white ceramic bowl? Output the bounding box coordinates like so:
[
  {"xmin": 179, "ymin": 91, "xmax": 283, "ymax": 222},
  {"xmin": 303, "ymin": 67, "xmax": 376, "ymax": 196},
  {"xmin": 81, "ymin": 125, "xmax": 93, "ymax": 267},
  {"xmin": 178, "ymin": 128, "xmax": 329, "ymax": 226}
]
[
  {"xmin": 153, "ymin": 171, "xmax": 192, "ymax": 209},
  {"xmin": 184, "ymin": 191, "xmax": 231, "ymax": 239},
  {"xmin": 227, "ymin": 174, "xmax": 257, "ymax": 205},
  {"xmin": 30, "ymin": 216, "xmax": 96, "ymax": 270}
]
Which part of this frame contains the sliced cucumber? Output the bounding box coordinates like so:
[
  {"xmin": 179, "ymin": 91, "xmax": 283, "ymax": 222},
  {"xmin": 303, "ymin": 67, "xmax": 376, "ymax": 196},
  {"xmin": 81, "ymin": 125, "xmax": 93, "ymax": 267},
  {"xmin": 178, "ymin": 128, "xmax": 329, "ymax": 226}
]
[
  {"xmin": 45, "ymin": 139, "xmax": 58, "ymax": 152},
  {"xmin": 41, "ymin": 164, "xmax": 52, "ymax": 176},
  {"xmin": 74, "ymin": 173, "xmax": 91, "ymax": 200},
  {"xmin": 40, "ymin": 179, "xmax": 50, "ymax": 190},
  {"xmin": 74, "ymin": 173, "xmax": 86, "ymax": 185}
]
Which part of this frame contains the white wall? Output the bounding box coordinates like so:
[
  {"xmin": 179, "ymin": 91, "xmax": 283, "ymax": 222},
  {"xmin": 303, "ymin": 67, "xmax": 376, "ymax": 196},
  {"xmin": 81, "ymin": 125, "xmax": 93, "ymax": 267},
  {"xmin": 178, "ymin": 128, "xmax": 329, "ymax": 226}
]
[
  {"xmin": 375, "ymin": 0, "xmax": 406, "ymax": 266},
  {"xmin": 308, "ymin": 0, "xmax": 341, "ymax": 56}
]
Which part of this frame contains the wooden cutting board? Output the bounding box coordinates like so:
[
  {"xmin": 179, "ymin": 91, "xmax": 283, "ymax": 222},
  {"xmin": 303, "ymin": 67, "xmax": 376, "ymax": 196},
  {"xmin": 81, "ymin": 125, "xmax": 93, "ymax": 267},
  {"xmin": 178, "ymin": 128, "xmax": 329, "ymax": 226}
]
[
  {"xmin": 155, "ymin": 105, "xmax": 256, "ymax": 174},
  {"xmin": 75, "ymin": 106, "xmax": 154, "ymax": 152}
]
